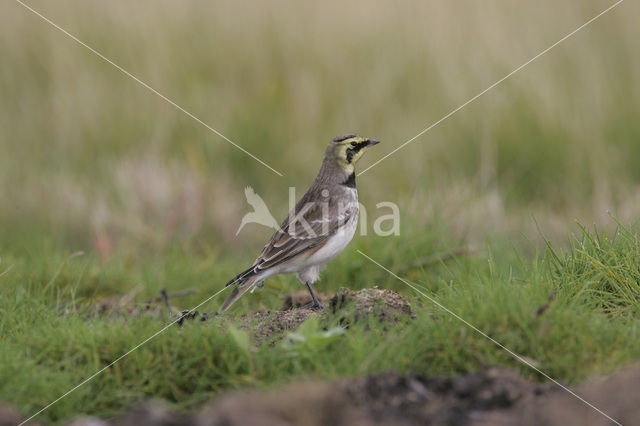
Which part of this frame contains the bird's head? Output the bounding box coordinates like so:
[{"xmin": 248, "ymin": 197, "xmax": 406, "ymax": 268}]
[{"xmin": 329, "ymin": 134, "xmax": 380, "ymax": 173}]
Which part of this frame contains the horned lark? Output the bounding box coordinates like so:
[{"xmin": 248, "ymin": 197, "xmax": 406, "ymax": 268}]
[{"xmin": 220, "ymin": 135, "xmax": 380, "ymax": 312}]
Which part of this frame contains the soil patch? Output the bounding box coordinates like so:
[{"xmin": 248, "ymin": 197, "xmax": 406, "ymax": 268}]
[
  {"xmin": 237, "ymin": 287, "xmax": 415, "ymax": 343},
  {"xmin": 53, "ymin": 363, "xmax": 640, "ymax": 426},
  {"xmin": 329, "ymin": 287, "xmax": 415, "ymax": 322},
  {"xmin": 193, "ymin": 368, "xmax": 543, "ymax": 426},
  {"xmin": 245, "ymin": 308, "xmax": 321, "ymax": 344},
  {"xmin": 0, "ymin": 403, "xmax": 23, "ymax": 426}
]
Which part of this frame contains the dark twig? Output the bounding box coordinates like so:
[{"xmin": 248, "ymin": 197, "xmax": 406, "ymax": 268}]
[
  {"xmin": 160, "ymin": 288, "xmax": 173, "ymax": 311},
  {"xmin": 176, "ymin": 309, "xmax": 200, "ymax": 326},
  {"xmin": 534, "ymin": 291, "xmax": 556, "ymax": 318},
  {"xmin": 144, "ymin": 288, "xmax": 198, "ymax": 305}
]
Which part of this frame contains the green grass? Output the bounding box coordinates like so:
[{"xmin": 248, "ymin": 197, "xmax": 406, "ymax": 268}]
[
  {"xmin": 548, "ymin": 220, "xmax": 640, "ymax": 316},
  {"xmin": 1, "ymin": 220, "xmax": 640, "ymax": 423}
]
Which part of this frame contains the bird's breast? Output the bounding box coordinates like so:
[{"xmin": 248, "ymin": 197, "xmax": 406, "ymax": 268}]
[{"xmin": 304, "ymin": 207, "xmax": 358, "ymax": 267}]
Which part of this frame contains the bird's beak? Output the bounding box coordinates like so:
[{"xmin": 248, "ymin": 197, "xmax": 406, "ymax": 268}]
[{"xmin": 366, "ymin": 139, "xmax": 380, "ymax": 146}]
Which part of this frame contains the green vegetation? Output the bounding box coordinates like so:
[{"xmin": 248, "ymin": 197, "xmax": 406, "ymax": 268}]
[
  {"xmin": 2, "ymin": 221, "xmax": 640, "ymax": 423},
  {"xmin": 1, "ymin": 0, "xmax": 639, "ymax": 423}
]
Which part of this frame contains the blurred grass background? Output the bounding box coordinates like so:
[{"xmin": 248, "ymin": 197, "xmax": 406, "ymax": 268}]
[{"xmin": 1, "ymin": 0, "xmax": 639, "ymax": 255}]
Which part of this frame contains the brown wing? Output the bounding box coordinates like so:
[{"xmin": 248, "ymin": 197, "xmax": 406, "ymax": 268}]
[{"xmin": 251, "ymin": 191, "xmax": 356, "ymax": 273}]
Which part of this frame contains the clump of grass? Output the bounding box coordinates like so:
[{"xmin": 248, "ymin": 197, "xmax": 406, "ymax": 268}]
[{"xmin": 547, "ymin": 220, "xmax": 640, "ymax": 317}]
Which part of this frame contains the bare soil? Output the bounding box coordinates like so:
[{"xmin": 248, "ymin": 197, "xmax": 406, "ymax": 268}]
[
  {"xmin": 237, "ymin": 287, "xmax": 415, "ymax": 344},
  {"xmin": 53, "ymin": 364, "xmax": 640, "ymax": 426},
  {"xmin": 0, "ymin": 404, "xmax": 22, "ymax": 426}
]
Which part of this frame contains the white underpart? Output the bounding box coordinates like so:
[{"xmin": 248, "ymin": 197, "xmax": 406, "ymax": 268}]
[
  {"xmin": 296, "ymin": 209, "xmax": 358, "ymax": 284},
  {"xmin": 249, "ymin": 189, "xmax": 359, "ymax": 291}
]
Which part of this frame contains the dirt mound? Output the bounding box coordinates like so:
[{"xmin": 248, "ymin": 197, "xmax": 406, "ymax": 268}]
[
  {"xmin": 238, "ymin": 287, "xmax": 414, "ymax": 343},
  {"xmin": 329, "ymin": 287, "xmax": 415, "ymax": 321},
  {"xmin": 246, "ymin": 308, "xmax": 322, "ymax": 343},
  {"xmin": 81, "ymin": 286, "xmax": 414, "ymax": 339},
  {"xmin": 341, "ymin": 369, "xmax": 541, "ymax": 425},
  {"xmin": 61, "ymin": 363, "xmax": 640, "ymax": 425},
  {"xmin": 192, "ymin": 368, "xmax": 541, "ymax": 426},
  {"xmin": 484, "ymin": 363, "xmax": 640, "ymax": 426},
  {"xmin": 8, "ymin": 365, "xmax": 640, "ymax": 425},
  {"xmin": 0, "ymin": 403, "xmax": 23, "ymax": 426}
]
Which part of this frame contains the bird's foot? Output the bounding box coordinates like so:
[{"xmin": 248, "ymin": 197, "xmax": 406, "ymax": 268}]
[
  {"xmin": 302, "ymin": 300, "xmax": 324, "ymax": 310},
  {"xmin": 304, "ymin": 282, "xmax": 324, "ymax": 310}
]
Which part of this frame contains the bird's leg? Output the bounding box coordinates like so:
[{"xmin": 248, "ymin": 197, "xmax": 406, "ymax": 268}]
[{"xmin": 305, "ymin": 282, "xmax": 324, "ymax": 309}]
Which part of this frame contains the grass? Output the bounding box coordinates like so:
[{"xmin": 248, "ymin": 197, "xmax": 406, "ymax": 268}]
[
  {"xmin": 2, "ymin": 0, "xmax": 640, "ymax": 423},
  {"xmin": 548, "ymin": 220, "xmax": 640, "ymax": 316},
  {"xmin": 2, "ymin": 220, "xmax": 640, "ymax": 423}
]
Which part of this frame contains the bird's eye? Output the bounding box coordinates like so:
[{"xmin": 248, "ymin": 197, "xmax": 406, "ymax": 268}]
[{"xmin": 351, "ymin": 141, "xmax": 366, "ymax": 150}]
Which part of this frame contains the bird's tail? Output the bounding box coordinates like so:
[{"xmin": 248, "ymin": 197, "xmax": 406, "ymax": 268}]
[{"xmin": 219, "ymin": 266, "xmax": 259, "ymax": 313}]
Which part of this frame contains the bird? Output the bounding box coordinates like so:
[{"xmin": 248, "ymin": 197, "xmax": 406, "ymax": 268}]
[
  {"xmin": 220, "ymin": 134, "xmax": 380, "ymax": 312},
  {"xmin": 235, "ymin": 186, "xmax": 280, "ymax": 235}
]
